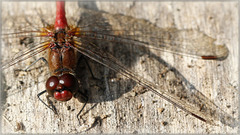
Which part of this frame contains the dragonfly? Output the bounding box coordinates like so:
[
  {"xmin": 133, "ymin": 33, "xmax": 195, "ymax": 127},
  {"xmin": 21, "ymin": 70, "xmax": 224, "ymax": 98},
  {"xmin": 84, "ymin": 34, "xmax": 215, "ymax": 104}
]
[{"xmin": 1, "ymin": 1, "xmax": 236, "ymax": 128}]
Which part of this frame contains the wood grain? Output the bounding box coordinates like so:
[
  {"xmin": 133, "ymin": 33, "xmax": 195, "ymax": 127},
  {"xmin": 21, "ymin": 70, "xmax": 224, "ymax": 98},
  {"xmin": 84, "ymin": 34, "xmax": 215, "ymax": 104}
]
[{"xmin": 1, "ymin": 1, "xmax": 238, "ymax": 134}]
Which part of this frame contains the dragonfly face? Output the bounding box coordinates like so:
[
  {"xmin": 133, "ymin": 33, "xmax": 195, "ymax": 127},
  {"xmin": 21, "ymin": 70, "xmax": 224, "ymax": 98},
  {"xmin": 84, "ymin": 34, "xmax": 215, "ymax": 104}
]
[{"xmin": 46, "ymin": 73, "xmax": 77, "ymax": 101}]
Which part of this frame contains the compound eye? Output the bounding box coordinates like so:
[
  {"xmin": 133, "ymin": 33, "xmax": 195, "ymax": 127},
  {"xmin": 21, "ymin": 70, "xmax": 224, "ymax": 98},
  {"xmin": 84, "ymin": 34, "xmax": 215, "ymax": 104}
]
[
  {"xmin": 59, "ymin": 74, "xmax": 76, "ymax": 88},
  {"xmin": 46, "ymin": 76, "xmax": 59, "ymax": 90}
]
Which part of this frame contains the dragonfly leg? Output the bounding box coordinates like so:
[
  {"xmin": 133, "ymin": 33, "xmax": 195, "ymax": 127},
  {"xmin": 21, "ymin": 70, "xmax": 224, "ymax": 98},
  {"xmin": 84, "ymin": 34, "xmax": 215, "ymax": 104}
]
[
  {"xmin": 24, "ymin": 57, "xmax": 48, "ymax": 72},
  {"xmin": 76, "ymin": 91, "xmax": 88, "ymax": 126},
  {"xmin": 37, "ymin": 90, "xmax": 58, "ymax": 114}
]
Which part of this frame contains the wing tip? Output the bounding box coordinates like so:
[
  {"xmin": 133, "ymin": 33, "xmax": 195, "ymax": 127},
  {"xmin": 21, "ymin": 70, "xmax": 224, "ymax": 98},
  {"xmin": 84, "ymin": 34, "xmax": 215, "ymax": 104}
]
[
  {"xmin": 201, "ymin": 54, "xmax": 228, "ymax": 61},
  {"xmin": 201, "ymin": 44, "xmax": 229, "ymax": 61}
]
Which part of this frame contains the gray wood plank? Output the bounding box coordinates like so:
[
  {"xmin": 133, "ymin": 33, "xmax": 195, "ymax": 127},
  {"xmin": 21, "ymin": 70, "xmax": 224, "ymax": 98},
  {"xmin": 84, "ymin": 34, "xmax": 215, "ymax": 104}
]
[{"xmin": 1, "ymin": 1, "xmax": 238, "ymax": 134}]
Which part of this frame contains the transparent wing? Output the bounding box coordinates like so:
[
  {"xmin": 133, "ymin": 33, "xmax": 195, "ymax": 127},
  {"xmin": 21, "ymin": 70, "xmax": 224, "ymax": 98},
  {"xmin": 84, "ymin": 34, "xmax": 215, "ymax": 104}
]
[
  {"xmin": 1, "ymin": 38, "xmax": 50, "ymax": 69},
  {"xmin": 71, "ymin": 38, "xmax": 236, "ymax": 127},
  {"xmin": 71, "ymin": 9, "xmax": 229, "ymax": 60},
  {"xmin": 75, "ymin": 29, "xmax": 229, "ymax": 60},
  {"xmin": 1, "ymin": 11, "xmax": 52, "ymax": 70}
]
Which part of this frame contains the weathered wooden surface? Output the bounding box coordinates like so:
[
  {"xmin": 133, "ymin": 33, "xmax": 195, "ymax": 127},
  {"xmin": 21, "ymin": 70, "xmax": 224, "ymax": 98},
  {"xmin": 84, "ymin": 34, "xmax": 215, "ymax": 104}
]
[{"xmin": 1, "ymin": 1, "xmax": 238, "ymax": 134}]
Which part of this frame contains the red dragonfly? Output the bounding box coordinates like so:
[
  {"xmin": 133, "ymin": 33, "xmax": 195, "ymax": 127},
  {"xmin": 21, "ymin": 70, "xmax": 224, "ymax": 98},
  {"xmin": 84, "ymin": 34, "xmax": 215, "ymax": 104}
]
[{"xmin": 1, "ymin": 1, "xmax": 236, "ymax": 127}]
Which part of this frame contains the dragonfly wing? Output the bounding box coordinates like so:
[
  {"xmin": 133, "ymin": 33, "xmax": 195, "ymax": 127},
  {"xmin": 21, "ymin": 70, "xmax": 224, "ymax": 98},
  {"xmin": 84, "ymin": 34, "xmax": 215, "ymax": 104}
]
[
  {"xmin": 73, "ymin": 9, "xmax": 229, "ymax": 60},
  {"xmin": 2, "ymin": 13, "xmax": 51, "ymax": 70},
  {"xmin": 1, "ymin": 40, "xmax": 49, "ymax": 69},
  {"xmin": 72, "ymin": 38, "xmax": 236, "ymax": 127}
]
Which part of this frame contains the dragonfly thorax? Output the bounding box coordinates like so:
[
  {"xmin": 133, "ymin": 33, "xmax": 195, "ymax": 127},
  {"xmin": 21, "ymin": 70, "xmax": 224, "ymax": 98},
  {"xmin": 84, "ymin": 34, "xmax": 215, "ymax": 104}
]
[
  {"xmin": 47, "ymin": 27, "xmax": 77, "ymax": 77},
  {"xmin": 50, "ymin": 29, "xmax": 72, "ymax": 48}
]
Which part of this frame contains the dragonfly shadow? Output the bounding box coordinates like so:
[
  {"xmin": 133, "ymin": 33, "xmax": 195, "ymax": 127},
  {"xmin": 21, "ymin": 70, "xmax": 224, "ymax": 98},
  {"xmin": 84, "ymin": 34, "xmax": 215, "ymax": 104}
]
[
  {"xmin": 72, "ymin": 6, "xmax": 202, "ymax": 104},
  {"xmin": 71, "ymin": 6, "xmax": 238, "ymax": 128}
]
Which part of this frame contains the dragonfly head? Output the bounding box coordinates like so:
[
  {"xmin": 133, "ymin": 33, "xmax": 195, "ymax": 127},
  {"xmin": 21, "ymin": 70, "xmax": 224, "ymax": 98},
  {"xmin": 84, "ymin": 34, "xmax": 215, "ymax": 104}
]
[{"xmin": 46, "ymin": 73, "xmax": 77, "ymax": 101}]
